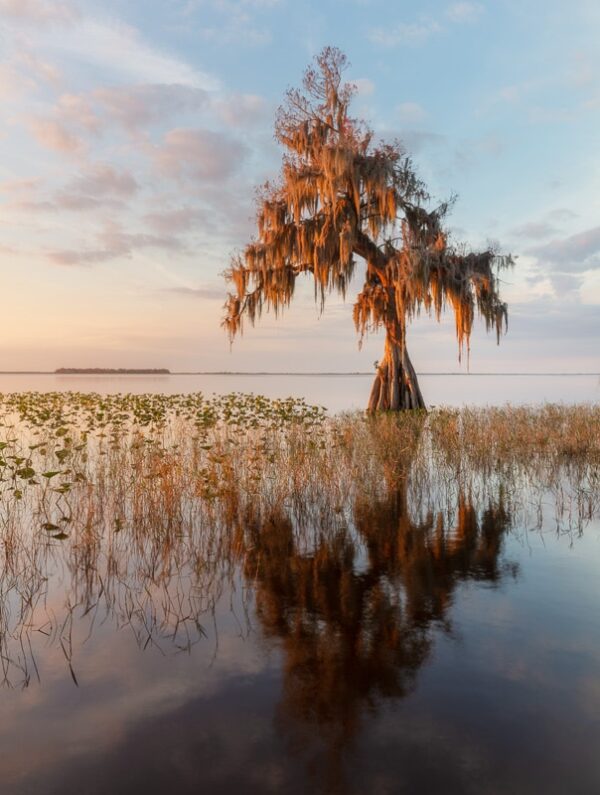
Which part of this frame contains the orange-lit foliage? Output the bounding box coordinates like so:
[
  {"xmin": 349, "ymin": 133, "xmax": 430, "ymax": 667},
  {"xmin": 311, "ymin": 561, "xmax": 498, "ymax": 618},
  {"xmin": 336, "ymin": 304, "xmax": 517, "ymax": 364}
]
[{"xmin": 223, "ymin": 47, "xmax": 512, "ymax": 410}]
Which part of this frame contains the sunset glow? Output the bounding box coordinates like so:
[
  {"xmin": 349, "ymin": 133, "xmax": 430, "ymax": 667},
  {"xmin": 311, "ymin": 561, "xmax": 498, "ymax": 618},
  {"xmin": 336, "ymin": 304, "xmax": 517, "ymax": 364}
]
[{"xmin": 1, "ymin": 0, "xmax": 599, "ymax": 372}]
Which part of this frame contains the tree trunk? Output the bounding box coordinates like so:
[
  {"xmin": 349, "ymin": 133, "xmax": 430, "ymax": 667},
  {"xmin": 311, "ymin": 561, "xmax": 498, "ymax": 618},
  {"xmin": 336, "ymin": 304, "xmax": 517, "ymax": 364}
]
[{"xmin": 367, "ymin": 331, "xmax": 425, "ymax": 413}]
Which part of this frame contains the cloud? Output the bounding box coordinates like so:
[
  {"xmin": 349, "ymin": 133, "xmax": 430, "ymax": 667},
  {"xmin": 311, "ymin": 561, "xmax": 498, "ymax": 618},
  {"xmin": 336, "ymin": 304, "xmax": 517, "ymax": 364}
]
[
  {"xmin": 144, "ymin": 208, "xmax": 206, "ymax": 234},
  {"xmin": 475, "ymin": 134, "xmax": 504, "ymax": 156},
  {"xmin": 398, "ymin": 130, "xmax": 447, "ymax": 154},
  {"xmin": 545, "ymin": 272, "xmax": 585, "ymax": 294},
  {"xmin": 369, "ymin": 18, "xmax": 441, "ymax": 47},
  {"xmin": 37, "ymin": 81, "xmax": 262, "ymax": 165},
  {"xmin": 57, "ymin": 94, "xmax": 101, "ymax": 133},
  {"xmin": 353, "ymin": 78, "xmax": 375, "ymax": 97},
  {"xmin": 525, "ymin": 226, "xmax": 600, "ymax": 297},
  {"xmin": 529, "ymin": 226, "xmax": 600, "ymax": 268},
  {"xmin": 48, "ymin": 221, "xmax": 184, "ymax": 266},
  {"xmin": 54, "ymin": 194, "xmax": 123, "ymax": 211},
  {"xmin": 0, "ymin": 0, "xmax": 79, "ymax": 25},
  {"xmin": 204, "ymin": 0, "xmax": 281, "ymax": 7},
  {"xmin": 213, "ymin": 93, "xmax": 267, "ymax": 127},
  {"xmin": 446, "ymin": 2, "xmax": 483, "ymax": 23},
  {"xmin": 18, "ymin": 52, "xmax": 62, "ymax": 87},
  {"xmin": 195, "ymin": 2, "xmax": 275, "ymax": 46},
  {"xmin": 511, "ymin": 222, "xmax": 559, "ymax": 241},
  {"xmin": 14, "ymin": 196, "xmax": 105, "ymax": 213},
  {"xmin": 568, "ymin": 53, "xmax": 595, "ymax": 89},
  {"xmin": 26, "ymin": 82, "xmax": 215, "ymax": 163},
  {"xmin": 6, "ymin": 164, "xmax": 137, "ymax": 214},
  {"xmin": 545, "ymin": 208, "xmax": 578, "ymax": 223},
  {"xmin": 69, "ymin": 163, "xmax": 138, "ymax": 197},
  {"xmin": 26, "ymin": 117, "xmax": 84, "ymax": 154},
  {"xmin": 40, "ymin": 82, "xmax": 223, "ymax": 152},
  {"xmin": 44, "ymin": 18, "xmax": 218, "ymax": 88},
  {"xmin": 509, "ymin": 210, "xmax": 578, "ymax": 243},
  {"xmin": 397, "ymin": 102, "xmax": 427, "ymax": 125},
  {"xmin": 0, "ymin": 178, "xmax": 41, "ymax": 194},
  {"xmin": 200, "ymin": 22, "xmax": 271, "ymax": 46},
  {"xmin": 0, "ymin": 42, "xmax": 62, "ymax": 100},
  {"xmin": 527, "ymin": 106, "xmax": 578, "ymax": 124},
  {"xmin": 494, "ymin": 79, "xmax": 541, "ymax": 105},
  {"xmin": 163, "ymin": 285, "xmax": 224, "ymax": 299},
  {"xmin": 153, "ymin": 128, "xmax": 245, "ymax": 183},
  {"xmin": 47, "ymin": 248, "xmax": 119, "ymax": 266},
  {"xmin": 0, "ymin": 63, "xmax": 36, "ymax": 99},
  {"xmin": 509, "ymin": 300, "xmax": 600, "ymax": 339},
  {"xmin": 92, "ymin": 84, "xmax": 209, "ymax": 130},
  {"xmin": 446, "ymin": 134, "xmax": 505, "ymax": 176},
  {"xmin": 369, "ymin": 3, "xmax": 482, "ymax": 47}
]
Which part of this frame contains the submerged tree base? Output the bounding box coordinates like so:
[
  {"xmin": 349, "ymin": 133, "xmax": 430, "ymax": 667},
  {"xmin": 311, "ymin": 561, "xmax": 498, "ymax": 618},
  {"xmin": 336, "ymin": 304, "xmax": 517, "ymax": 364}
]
[{"xmin": 367, "ymin": 337, "xmax": 426, "ymax": 413}]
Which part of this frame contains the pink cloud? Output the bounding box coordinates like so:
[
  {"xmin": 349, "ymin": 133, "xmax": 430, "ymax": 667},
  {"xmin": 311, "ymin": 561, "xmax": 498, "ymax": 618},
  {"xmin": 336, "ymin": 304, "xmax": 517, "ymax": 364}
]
[
  {"xmin": 144, "ymin": 207, "xmax": 206, "ymax": 234},
  {"xmin": 47, "ymin": 221, "xmax": 184, "ymax": 266},
  {"xmin": 0, "ymin": 0, "xmax": 79, "ymax": 25},
  {"xmin": 27, "ymin": 118, "xmax": 84, "ymax": 154},
  {"xmin": 0, "ymin": 63, "xmax": 36, "ymax": 99},
  {"xmin": 0, "ymin": 178, "xmax": 41, "ymax": 194},
  {"xmin": 70, "ymin": 163, "xmax": 138, "ymax": 198},
  {"xmin": 154, "ymin": 128, "xmax": 245, "ymax": 182},
  {"xmin": 18, "ymin": 52, "xmax": 62, "ymax": 87},
  {"xmin": 4, "ymin": 163, "xmax": 137, "ymax": 215},
  {"xmin": 52, "ymin": 194, "xmax": 122, "ymax": 211},
  {"xmin": 57, "ymin": 94, "xmax": 101, "ymax": 133},
  {"xmin": 92, "ymin": 84, "xmax": 209, "ymax": 130},
  {"xmin": 47, "ymin": 249, "xmax": 119, "ymax": 266}
]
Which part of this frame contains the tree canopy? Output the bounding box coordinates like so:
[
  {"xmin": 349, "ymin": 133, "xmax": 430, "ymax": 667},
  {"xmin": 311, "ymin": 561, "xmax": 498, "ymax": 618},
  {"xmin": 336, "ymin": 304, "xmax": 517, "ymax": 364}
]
[{"xmin": 223, "ymin": 47, "xmax": 512, "ymax": 411}]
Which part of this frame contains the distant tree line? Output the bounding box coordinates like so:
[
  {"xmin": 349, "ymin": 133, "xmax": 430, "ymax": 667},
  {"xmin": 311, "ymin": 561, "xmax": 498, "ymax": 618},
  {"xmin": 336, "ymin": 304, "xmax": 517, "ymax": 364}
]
[{"xmin": 55, "ymin": 368, "xmax": 171, "ymax": 374}]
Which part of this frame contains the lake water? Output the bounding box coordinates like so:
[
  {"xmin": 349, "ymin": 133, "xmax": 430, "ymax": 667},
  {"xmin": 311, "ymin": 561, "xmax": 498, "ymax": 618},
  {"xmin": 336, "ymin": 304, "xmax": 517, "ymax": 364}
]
[
  {"xmin": 0, "ymin": 372, "xmax": 598, "ymax": 411},
  {"xmin": 1, "ymin": 486, "xmax": 599, "ymax": 794},
  {"xmin": 0, "ymin": 392, "xmax": 599, "ymax": 794}
]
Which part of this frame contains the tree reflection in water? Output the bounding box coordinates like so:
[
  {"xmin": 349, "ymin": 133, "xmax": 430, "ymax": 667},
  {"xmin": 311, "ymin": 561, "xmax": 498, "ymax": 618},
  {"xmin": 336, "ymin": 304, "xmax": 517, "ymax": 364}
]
[
  {"xmin": 1, "ymin": 396, "xmax": 598, "ymax": 792},
  {"xmin": 241, "ymin": 483, "xmax": 515, "ymax": 791}
]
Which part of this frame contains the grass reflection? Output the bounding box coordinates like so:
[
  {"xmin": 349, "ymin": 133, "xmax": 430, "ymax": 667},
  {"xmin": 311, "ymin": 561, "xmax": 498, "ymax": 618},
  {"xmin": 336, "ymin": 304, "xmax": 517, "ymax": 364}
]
[{"xmin": 0, "ymin": 392, "xmax": 598, "ymax": 693}]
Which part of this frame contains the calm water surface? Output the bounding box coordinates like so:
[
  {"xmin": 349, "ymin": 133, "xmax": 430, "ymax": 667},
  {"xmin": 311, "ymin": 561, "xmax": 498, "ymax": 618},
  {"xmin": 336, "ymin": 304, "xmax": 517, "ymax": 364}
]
[
  {"xmin": 0, "ymin": 387, "xmax": 599, "ymax": 794},
  {"xmin": 0, "ymin": 372, "xmax": 598, "ymax": 411},
  {"xmin": 1, "ymin": 493, "xmax": 599, "ymax": 793}
]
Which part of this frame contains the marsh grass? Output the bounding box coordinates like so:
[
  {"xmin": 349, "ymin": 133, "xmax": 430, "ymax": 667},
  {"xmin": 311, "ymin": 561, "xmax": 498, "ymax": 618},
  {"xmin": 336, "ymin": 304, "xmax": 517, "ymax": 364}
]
[{"xmin": 0, "ymin": 392, "xmax": 598, "ymax": 686}]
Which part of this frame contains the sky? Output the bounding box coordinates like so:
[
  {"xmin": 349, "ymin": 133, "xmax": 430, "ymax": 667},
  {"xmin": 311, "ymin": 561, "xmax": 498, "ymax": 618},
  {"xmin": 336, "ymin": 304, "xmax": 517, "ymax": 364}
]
[{"xmin": 0, "ymin": 0, "xmax": 599, "ymax": 373}]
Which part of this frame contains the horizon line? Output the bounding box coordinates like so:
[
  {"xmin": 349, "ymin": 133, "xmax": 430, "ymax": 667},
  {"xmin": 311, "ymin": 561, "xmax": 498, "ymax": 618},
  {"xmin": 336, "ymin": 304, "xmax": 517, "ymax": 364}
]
[{"xmin": 0, "ymin": 371, "xmax": 598, "ymax": 377}]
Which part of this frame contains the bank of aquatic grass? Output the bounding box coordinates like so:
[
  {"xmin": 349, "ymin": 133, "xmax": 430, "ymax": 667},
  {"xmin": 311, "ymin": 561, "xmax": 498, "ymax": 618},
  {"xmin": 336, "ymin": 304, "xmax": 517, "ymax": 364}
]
[
  {"xmin": 1, "ymin": 393, "xmax": 599, "ymax": 535},
  {"xmin": 1, "ymin": 392, "xmax": 599, "ymax": 685}
]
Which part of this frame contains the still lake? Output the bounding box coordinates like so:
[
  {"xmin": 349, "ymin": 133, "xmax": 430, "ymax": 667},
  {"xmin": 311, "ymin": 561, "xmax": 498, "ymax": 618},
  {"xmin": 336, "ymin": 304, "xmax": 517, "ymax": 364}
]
[
  {"xmin": 0, "ymin": 371, "xmax": 598, "ymax": 411},
  {"xmin": 0, "ymin": 383, "xmax": 598, "ymax": 794}
]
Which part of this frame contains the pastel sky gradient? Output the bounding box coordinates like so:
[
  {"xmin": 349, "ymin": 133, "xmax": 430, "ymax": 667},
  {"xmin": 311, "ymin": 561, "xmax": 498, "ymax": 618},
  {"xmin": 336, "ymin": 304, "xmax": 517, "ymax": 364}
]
[{"xmin": 1, "ymin": 0, "xmax": 599, "ymax": 372}]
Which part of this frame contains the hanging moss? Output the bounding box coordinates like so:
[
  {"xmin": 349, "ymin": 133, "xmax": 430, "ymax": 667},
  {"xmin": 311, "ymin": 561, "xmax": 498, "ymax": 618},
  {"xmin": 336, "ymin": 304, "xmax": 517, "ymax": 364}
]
[{"xmin": 222, "ymin": 47, "xmax": 512, "ymax": 411}]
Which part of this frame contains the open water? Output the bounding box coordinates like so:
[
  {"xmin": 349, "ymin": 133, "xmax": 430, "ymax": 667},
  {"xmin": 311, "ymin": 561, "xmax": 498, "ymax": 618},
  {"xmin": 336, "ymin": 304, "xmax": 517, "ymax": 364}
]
[{"xmin": 0, "ymin": 372, "xmax": 598, "ymax": 412}]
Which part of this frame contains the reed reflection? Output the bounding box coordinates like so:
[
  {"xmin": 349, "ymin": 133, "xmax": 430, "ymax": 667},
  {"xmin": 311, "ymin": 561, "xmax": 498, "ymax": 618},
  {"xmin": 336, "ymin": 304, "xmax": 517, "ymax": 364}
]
[{"xmin": 0, "ymin": 394, "xmax": 598, "ymax": 794}]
